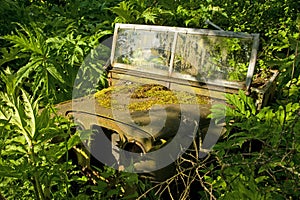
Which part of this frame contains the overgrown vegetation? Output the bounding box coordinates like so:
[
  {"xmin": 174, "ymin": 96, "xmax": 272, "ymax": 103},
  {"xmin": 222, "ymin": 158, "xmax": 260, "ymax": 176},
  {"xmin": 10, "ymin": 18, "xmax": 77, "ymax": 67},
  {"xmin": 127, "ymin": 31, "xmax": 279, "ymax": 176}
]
[{"xmin": 0, "ymin": 0, "xmax": 299, "ymax": 199}]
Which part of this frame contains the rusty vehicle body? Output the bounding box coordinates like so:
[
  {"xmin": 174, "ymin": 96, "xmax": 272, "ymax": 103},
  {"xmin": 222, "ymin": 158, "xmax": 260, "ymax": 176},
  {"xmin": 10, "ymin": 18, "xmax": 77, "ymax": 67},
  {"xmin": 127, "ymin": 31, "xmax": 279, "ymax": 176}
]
[{"xmin": 56, "ymin": 23, "xmax": 278, "ymax": 178}]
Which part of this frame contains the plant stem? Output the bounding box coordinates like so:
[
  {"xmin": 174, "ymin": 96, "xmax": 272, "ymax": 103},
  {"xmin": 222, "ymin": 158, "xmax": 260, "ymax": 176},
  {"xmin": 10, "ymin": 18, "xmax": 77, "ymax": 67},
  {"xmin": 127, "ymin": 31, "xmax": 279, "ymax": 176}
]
[
  {"xmin": 33, "ymin": 172, "xmax": 45, "ymax": 200},
  {"xmin": 28, "ymin": 140, "xmax": 45, "ymax": 200}
]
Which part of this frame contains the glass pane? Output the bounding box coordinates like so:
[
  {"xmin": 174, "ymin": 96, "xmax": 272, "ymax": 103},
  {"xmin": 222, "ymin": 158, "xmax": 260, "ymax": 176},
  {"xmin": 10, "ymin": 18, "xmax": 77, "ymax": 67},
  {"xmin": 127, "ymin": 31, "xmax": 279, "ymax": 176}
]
[
  {"xmin": 173, "ymin": 33, "xmax": 253, "ymax": 82},
  {"xmin": 113, "ymin": 26, "xmax": 255, "ymax": 83},
  {"xmin": 113, "ymin": 29, "xmax": 174, "ymax": 76}
]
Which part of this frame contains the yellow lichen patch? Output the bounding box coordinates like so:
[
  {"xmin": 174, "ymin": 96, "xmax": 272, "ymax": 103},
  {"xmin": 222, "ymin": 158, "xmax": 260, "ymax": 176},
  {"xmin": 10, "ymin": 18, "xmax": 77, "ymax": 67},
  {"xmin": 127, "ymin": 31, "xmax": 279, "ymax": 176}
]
[
  {"xmin": 94, "ymin": 84, "xmax": 210, "ymax": 111},
  {"xmin": 94, "ymin": 87, "xmax": 113, "ymax": 108}
]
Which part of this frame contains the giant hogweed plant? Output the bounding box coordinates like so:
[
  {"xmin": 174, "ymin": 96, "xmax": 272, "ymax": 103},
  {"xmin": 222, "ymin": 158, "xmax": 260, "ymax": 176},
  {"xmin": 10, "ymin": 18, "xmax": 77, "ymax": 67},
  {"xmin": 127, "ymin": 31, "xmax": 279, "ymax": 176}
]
[
  {"xmin": 0, "ymin": 23, "xmax": 110, "ymax": 104},
  {"xmin": 0, "ymin": 70, "xmax": 142, "ymax": 199},
  {"xmin": 0, "ymin": 69, "xmax": 83, "ymax": 199}
]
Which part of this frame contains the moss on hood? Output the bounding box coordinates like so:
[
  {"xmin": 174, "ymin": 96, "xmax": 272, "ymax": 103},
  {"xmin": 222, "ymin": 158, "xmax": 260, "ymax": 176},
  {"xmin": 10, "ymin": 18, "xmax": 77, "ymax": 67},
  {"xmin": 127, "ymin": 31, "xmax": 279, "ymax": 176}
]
[{"xmin": 94, "ymin": 84, "xmax": 210, "ymax": 111}]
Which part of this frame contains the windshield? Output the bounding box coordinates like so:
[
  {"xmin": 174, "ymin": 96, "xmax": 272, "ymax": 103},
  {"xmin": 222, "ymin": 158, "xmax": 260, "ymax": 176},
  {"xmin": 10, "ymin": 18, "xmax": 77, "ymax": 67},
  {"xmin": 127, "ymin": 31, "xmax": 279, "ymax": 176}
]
[{"xmin": 111, "ymin": 24, "xmax": 258, "ymax": 87}]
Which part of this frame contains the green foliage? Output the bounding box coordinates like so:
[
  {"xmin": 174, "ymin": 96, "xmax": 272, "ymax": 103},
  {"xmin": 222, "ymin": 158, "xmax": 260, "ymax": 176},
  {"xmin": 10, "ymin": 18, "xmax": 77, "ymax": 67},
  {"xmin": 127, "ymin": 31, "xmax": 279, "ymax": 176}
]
[
  {"xmin": 0, "ymin": 1, "xmax": 148, "ymax": 199},
  {"xmin": 110, "ymin": 0, "xmax": 225, "ymax": 26},
  {"xmin": 0, "ymin": 0, "xmax": 114, "ymax": 102},
  {"xmin": 110, "ymin": 0, "xmax": 170, "ymax": 24},
  {"xmin": 0, "ymin": 69, "xmax": 143, "ymax": 199},
  {"xmin": 0, "ymin": 0, "xmax": 31, "ymax": 37},
  {"xmin": 1, "ymin": 0, "xmax": 300, "ymax": 199},
  {"xmin": 274, "ymin": 37, "xmax": 300, "ymax": 96},
  {"xmin": 82, "ymin": 166, "xmax": 141, "ymax": 200},
  {"xmin": 73, "ymin": 44, "xmax": 111, "ymax": 98},
  {"xmin": 0, "ymin": 71, "xmax": 80, "ymax": 199},
  {"xmin": 212, "ymin": 0, "xmax": 299, "ymax": 89},
  {"xmin": 1, "ymin": 23, "xmax": 110, "ymax": 103},
  {"xmin": 205, "ymin": 90, "xmax": 300, "ymax": 199},
  {"xmin": 2, "ymin": 23, "xmax": 66, "ymax": 99}
]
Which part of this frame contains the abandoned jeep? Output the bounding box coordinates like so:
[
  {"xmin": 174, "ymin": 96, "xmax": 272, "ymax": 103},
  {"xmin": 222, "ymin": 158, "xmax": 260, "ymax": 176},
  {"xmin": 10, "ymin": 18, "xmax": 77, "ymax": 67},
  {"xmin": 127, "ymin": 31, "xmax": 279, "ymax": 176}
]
[{"xmin": 56, "ymin": 23, "xmax": 278, "ymax": 179}]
